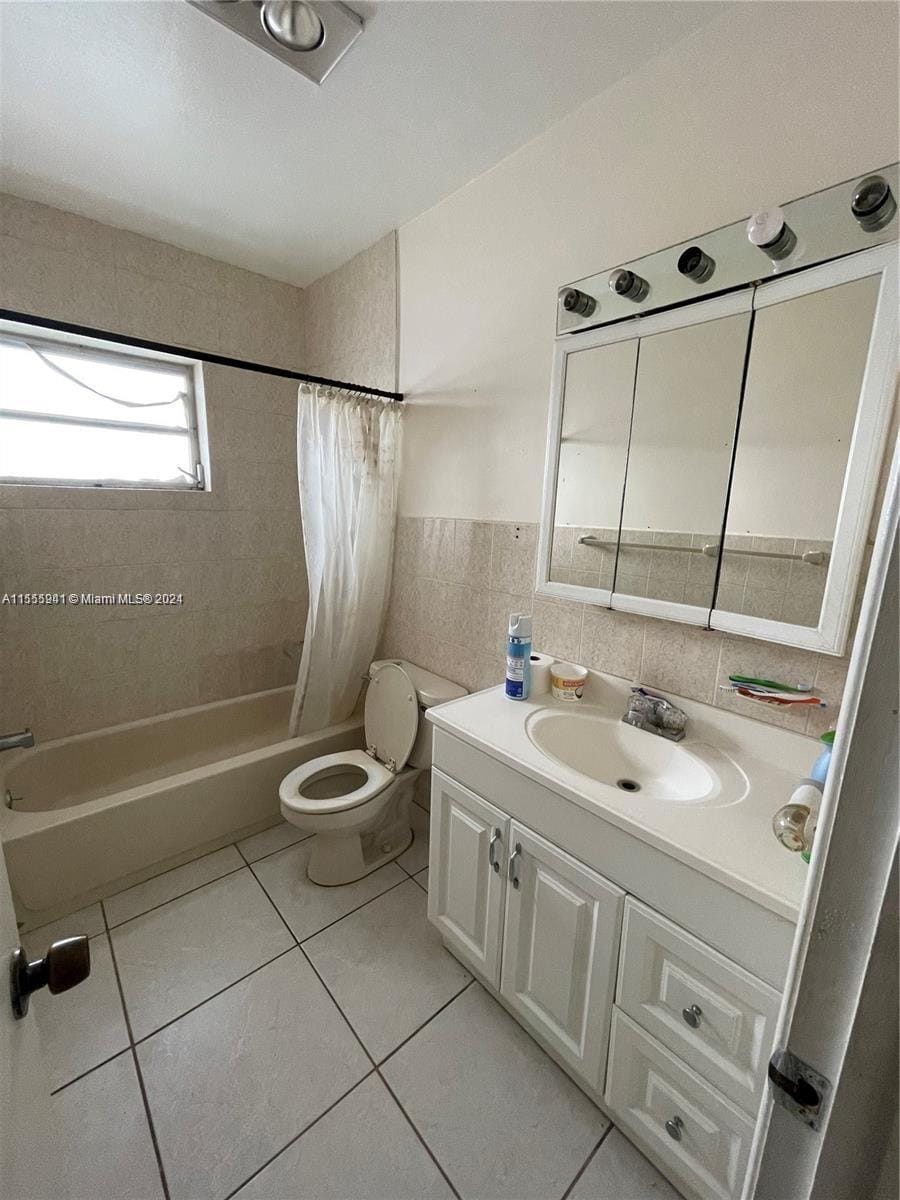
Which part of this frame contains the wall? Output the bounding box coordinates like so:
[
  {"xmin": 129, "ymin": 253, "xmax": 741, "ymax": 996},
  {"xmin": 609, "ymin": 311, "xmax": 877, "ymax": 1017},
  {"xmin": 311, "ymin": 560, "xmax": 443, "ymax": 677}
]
[
  {"xmin": 0, "ymin": 195, "xmax": 309, "ymax": 739},
  {"xmin": 383, "ymin": 1, "xmax": 899, "ymax": 735}
]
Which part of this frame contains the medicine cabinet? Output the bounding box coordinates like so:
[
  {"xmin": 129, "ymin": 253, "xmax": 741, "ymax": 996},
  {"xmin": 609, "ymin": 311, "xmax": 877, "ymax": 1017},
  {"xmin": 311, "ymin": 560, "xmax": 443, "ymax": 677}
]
[{"xmin": 538, "ymin": 183, "xmax": 897, "ymax": 655}]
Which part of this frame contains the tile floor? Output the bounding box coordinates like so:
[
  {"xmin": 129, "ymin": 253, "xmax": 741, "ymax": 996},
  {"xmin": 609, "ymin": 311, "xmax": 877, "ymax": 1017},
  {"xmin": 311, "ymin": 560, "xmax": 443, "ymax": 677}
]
[{"xmin": 24, "ymin": 799, "xmax": 681, "ymax": 1200}]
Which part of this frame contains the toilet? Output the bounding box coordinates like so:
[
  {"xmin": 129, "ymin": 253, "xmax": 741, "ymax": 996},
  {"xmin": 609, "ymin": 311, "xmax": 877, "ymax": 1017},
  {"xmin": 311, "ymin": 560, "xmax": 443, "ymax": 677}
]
[{"xmin": 279, "ymin": 659, "xmax": 466, "ymax": 886}]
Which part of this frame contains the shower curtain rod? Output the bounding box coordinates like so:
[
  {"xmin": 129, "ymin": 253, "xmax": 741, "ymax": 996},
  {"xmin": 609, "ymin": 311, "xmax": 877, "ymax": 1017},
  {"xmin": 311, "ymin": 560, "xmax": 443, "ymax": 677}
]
[{"xmin": 0, "ymin": 309, "xmax": 405, "ymax": 402}]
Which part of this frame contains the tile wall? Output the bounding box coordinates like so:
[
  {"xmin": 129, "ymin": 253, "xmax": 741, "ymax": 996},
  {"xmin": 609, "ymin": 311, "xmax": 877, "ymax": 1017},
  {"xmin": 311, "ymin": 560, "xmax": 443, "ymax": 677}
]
[
  {"xmin": 0, "ymin": 195, "xmax": 309, "ymax": 738},
  {"xmin": 379, "ymin": 517, "xmax": 848, "ymax": 739}
]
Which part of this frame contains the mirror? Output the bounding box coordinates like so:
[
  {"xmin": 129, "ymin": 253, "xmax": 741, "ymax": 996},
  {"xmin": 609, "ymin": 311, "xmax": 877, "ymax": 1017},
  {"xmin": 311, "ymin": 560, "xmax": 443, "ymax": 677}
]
[
  {"xmin": 538, "ymin": 241, "xmax": 895, "ymax": 657},
  {"xmin": 549, "ymin": 339, "xmax": 637, "ymax": 591},
  {"xmin": 614, "ymin": 311, "xmax": 751, "ymax": 611},
  {"xmin": 715, "ymin": 270, "xmax": 881, "ymax": 631}
]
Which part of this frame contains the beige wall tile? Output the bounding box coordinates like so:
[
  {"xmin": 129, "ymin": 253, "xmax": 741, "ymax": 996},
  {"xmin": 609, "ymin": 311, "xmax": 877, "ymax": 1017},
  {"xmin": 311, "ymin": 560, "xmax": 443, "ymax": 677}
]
[
  {"xmin": 580, "ymin": 606, "xmax": 644, "ymax": 681},
  {"xmin": 640, "ymin": 621, "xmax": 723, "ymax": 704},
  {"xmin": 490, "ymin": 523, "xmax": 537, "ymax": 594},
  {"xmin": 451, "ymin": 520, "xmax": 492, "ymax": 587},
  {"xmin": 532, "ymin": 597, "xmax": 583, "ymax": 663}
]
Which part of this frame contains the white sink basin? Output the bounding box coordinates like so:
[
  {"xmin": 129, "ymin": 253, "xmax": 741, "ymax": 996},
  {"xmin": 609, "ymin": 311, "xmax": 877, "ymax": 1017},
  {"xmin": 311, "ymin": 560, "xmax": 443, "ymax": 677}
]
[{"xmin": 525, "ymin": 707, "xmax": 746, "ymax": 806}]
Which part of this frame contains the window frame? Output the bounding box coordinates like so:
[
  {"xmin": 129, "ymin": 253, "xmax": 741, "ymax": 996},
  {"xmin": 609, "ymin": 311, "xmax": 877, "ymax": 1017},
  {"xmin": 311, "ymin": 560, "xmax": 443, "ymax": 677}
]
[{"xmin": 0, "ymin": 320, "xmax": 209, "ymax": 492}]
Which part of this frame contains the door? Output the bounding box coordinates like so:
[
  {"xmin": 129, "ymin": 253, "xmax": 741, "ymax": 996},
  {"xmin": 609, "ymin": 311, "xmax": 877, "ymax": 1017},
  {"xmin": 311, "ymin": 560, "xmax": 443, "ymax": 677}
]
[
  {"xmin": 744, "ymin": 442, "xmax": 899, "ymax": 1199},
  {"xmin": 428, "ymin": 770, "xmax": 509, "ymax": 985},
  {"xmin": 0, "ymin": 830, "xmax": 65, "ymax": 1199},
  {"xmin": 500, "ymin": 822, "xmax": 625, "ymax": 1090}
]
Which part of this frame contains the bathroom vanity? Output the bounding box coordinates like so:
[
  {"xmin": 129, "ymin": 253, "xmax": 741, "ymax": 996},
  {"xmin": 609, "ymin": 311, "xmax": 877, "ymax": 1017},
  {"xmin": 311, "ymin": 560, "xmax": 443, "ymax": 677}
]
[{"xmin": 426, "ymin": 676, "xmax": 811, "ymax": 1200}]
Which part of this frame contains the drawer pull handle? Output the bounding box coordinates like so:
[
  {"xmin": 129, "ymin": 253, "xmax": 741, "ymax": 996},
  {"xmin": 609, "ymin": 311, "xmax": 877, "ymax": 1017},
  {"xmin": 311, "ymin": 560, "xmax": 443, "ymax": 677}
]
[
  {"xmin": 508, "ymin": 842, "xmax": 522, "ymax": 889},
  {"xmin": 488, "ymin": 829, "xmax": 502, "ymax": 873},
  {"xmin": 682, "ymin": 1004, "xmax": 702, "ymax": 1028},
  {"xmin": 665, "ymin": 1116, "xmax": 684, "ymax": 1142}
]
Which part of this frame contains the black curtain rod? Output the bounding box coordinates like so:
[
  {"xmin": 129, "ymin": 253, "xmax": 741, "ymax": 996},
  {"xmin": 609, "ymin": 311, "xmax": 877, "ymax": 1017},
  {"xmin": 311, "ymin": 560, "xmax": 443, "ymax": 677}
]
[{"xmin": 0, "ymin": 309, "xmax": 404, "ymax": 402}]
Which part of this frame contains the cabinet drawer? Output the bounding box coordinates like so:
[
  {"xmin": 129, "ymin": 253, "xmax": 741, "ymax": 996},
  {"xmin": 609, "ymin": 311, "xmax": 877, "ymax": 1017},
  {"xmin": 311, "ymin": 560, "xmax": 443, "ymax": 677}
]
[
  {"xmin": 606, "ymin": 1009, "xmax": 755, "ymax": 1200},
  {"xmin": 617, "ymin": 898, "xmax": 780, "ymax": 1115}
]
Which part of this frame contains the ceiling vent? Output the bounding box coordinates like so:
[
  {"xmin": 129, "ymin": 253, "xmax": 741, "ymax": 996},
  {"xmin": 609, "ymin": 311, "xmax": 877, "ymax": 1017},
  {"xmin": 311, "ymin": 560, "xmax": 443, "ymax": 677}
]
[{"xmin": 186, "ymin": 1, "xmax": 363, "ymax": 85}]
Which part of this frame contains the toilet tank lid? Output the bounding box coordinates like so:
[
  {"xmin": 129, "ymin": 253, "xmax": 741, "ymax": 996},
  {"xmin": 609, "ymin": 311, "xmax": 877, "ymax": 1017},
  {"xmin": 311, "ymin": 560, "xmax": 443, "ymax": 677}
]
[{"xmin": 370, "ymin": 659, "xmax": 466, "ymax": 707}]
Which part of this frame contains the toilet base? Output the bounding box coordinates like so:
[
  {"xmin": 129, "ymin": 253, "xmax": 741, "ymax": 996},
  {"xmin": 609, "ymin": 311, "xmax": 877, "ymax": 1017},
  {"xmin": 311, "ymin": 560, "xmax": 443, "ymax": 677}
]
[
  {"xmin": 307, "ymin": 822, "xmax": 413, "ymax": 886},
  {"xmin": 302, "ymin": 774, "xmax": 417, "ymax": 886}
]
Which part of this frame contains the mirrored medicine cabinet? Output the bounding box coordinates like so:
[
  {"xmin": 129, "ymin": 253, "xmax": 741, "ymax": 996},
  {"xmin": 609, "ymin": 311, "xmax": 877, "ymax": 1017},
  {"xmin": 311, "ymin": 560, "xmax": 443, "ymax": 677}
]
[{"xmin": 537, "ymin": 170, "xmax": 898, "ymax": 656}]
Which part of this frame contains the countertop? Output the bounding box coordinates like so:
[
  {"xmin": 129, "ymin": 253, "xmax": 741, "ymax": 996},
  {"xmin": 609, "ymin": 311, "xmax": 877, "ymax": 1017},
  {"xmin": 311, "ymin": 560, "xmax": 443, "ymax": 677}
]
[{"xmin": 426, "ymin": 674, "xmax": 812, "ymax": 921}]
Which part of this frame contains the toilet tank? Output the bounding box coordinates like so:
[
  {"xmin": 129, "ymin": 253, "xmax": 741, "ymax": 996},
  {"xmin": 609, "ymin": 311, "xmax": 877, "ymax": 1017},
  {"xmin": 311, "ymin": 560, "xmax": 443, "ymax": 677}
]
[{"xmin": 369, "ymin": 659, "xmax": 466, "ymax": 768}]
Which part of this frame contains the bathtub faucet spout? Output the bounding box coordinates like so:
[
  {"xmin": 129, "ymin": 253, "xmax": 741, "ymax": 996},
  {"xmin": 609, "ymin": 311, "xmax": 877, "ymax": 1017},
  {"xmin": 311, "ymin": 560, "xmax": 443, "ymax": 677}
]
[{"xmin": 0, "ymin": 728, "xmax": 34, "ymax": 752}]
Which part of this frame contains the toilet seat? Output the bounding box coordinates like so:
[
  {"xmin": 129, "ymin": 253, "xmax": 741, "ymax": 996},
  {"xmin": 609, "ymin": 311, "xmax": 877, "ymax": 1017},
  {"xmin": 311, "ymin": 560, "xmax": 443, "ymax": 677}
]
[{"xmin": 280, "ymin": 749, "xmax": 394, "ymax": 816}]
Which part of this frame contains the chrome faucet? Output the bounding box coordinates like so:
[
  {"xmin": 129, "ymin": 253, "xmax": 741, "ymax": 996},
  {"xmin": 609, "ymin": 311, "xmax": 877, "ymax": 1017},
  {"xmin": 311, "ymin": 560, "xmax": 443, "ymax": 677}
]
[
  {"xmin": 622, "ymin": 688, "xmax": 687, "ymax": 742},
  {"xmin": 0, "ymin": 728, "xmax": 34, "ymax": 753}
]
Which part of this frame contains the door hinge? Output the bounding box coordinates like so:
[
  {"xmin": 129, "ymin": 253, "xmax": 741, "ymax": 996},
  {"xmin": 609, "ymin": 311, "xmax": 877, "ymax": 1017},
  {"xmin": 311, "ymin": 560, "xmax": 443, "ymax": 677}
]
[{"xmin": 767, "ymin": 1048, "xmax": 831, "ymax": 1131}]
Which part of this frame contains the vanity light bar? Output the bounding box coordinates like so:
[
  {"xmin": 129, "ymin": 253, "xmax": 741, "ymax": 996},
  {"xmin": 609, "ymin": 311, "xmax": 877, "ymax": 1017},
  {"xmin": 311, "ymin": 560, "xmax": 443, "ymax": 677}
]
[{"xmin": 557, "ymin": 163, "xmax": 899, "ymax": 334}]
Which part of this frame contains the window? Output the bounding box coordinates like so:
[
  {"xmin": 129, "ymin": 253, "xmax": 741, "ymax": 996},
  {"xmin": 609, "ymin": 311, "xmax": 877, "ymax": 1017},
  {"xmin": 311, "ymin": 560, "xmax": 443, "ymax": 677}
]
[{"xmin": 0, "ymin": 326, "xmax": 207, "ymax": 489}]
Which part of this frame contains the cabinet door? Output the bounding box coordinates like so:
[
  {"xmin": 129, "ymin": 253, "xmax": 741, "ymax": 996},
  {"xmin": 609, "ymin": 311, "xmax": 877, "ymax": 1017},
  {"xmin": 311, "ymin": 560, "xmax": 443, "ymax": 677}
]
[
  {"xmin": 428, "ymin": 770, "xmax": 509, "ymax": 987},
  {"xmin": 500, "ymin": 822, "xmax": 625, "ymax": 1090}
]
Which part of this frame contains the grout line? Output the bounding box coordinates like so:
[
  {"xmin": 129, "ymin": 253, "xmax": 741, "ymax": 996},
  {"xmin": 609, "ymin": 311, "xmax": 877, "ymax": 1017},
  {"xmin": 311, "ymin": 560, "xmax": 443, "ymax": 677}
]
[
  {"xmin": 560, "ymin": 1122, "xmax": 615, "ymax": 1200},
  {"xmin": 294, "ymin": 875, "xmax": 413, "ymax": 947},
  {"xmin": 220, "ymin": 1068, "xmax": 379, "ymax": 1200},
  {"xmin": 50, "ymin": 1046, "xmax": 133, "ymax": 1096},
  {"xmin": 105, "ymin": 864, "xmax": 247, "ymax": 929},
  {"xmin": 132, "ymin": 947, "xmax": 296, "ymax": 1047},
  {"xmin": 376, "ymin": 977, "xmax": 474, "ymax": 1070},
  {"xmin": 298, "ymin": 942, "xmax": 377, "ymax": 1067},
  {"xmin": 376, "ymin": 1069, "xmax": 462, "ymax": 1200},
  {"xmin": 105, "ymin": 927, "xmax": 172, "ymax": 1200}
]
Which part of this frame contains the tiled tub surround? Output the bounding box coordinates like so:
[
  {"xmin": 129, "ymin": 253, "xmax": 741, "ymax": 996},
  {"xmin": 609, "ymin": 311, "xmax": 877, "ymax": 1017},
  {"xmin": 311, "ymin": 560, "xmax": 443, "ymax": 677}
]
[
  {"xmin": 379, "ymin": 517, "xmax": 848, "ymax": 739},
  {"xmin": 23, "ymin": 806, "xmax": 681, "ymax": 1200},
  {"xmin": 0, "ymin": 193, "xmax": 316, "ymax": 741},
  {"xmin": 0, "ymin": 363, "xmax": 307, "ymax": 740},
  {"xmin": 550, "ymin": 525, "xmax": 831, "ymax": 624}
]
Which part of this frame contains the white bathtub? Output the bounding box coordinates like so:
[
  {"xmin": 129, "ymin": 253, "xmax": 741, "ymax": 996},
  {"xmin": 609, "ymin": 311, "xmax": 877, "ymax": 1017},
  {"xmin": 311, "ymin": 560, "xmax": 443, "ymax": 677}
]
[{"xmin": 0, "ymin": 687, "xmax": 363, "ymax": 926}]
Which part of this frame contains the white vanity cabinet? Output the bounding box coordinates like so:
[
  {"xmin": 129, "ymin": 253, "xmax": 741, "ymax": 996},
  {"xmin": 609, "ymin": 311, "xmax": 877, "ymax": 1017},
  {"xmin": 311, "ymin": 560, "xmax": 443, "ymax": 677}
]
[
  {"xmin": 429, "ymin": 769, "xmax": 624, "ymax": 1091},
  {"xmin": 427, "ymin": 734, "xmax": 790, "ymax": 1200}
]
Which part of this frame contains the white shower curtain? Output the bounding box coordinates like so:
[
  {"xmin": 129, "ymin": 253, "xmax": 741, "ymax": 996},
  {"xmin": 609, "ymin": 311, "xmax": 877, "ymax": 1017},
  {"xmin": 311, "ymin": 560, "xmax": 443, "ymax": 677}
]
[{"xmin": 289, "ymin": 384, "xmax": 401, "ymax": 735}]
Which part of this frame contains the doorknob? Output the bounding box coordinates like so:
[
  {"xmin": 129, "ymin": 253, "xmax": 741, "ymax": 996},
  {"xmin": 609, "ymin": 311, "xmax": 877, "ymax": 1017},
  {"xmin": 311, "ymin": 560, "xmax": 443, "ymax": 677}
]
[{"xmin": 10, "ymin": 936, "xmax": 91, "ymax": 1020}]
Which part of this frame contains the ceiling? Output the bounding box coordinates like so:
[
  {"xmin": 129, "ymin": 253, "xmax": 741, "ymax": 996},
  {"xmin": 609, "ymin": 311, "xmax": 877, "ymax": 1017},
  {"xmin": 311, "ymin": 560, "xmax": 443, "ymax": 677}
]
[{"xmin": 0, "ymin": 1, "xmax": 725, "ymax": 287}]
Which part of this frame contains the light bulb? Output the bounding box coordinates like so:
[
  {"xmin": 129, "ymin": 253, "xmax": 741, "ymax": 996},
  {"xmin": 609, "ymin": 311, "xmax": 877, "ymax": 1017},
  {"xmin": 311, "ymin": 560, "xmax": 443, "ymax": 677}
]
[{"xmin": 261, "ymin": 1, "xmax": 325, "ymax": 51}]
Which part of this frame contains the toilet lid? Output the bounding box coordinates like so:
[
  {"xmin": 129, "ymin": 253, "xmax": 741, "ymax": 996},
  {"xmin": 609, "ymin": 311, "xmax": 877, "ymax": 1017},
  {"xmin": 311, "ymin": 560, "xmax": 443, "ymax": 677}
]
[{"xmin": 364, "ymin": 662, "xmax": 418, "ymax": 771}]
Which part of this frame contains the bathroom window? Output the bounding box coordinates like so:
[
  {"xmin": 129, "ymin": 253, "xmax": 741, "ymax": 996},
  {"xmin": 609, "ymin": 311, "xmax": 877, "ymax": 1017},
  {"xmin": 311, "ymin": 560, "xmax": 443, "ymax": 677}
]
[{"xmin": 0, "ymin": 327, "xmax": 206, "ymax": 490}]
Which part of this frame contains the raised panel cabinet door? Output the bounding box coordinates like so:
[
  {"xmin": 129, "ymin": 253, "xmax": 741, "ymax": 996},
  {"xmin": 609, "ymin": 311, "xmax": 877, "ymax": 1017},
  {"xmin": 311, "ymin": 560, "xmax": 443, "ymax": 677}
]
[
  {"xmin": 427, "ymin": 769, "xmax": 509, "ymax": 987},
  {"xmin": 500, "ymin": 822, "xmax": 625, "ymax": 1090}
]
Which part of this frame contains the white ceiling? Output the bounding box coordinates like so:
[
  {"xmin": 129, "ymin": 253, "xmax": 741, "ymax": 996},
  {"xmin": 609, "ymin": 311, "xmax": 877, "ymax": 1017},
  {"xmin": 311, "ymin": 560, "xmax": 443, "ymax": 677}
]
[{"xmin": 0, "ymin": 1, "xmax": 725, "ymax": 287}]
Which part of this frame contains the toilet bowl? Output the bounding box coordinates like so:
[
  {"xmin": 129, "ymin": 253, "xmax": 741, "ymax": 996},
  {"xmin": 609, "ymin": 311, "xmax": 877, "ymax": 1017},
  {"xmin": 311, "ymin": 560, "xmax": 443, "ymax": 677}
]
[{"xmin": 279, "ymin": 660, "xmax": 466, "ymax": 886}]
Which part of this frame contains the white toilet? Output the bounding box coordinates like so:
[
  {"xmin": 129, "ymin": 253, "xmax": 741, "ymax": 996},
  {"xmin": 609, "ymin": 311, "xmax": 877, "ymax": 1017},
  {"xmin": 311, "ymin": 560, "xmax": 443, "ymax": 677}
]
[{"xmin": 279, "ymin": 659, "xmax": 466, "ymax": 886}]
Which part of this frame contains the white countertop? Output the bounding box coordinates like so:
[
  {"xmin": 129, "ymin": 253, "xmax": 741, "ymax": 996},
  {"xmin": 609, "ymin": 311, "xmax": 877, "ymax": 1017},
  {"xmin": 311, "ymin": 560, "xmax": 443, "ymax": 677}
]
[{"xmin": 426, "ymin": 673, "xmax": 813, "ymax": 921}]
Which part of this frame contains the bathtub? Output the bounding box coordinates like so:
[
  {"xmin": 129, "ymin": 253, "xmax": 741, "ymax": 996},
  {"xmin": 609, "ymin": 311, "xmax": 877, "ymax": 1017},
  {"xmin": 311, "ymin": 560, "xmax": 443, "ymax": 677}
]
[{"xmin": 0, "ymin": 686, "xmax": 363, "ymax": 927}]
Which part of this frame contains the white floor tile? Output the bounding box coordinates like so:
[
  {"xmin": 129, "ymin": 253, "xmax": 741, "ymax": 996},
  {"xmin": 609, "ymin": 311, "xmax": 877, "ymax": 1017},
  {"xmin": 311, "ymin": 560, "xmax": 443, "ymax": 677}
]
[
  {"xmin": 251, "ymin": 839, "xmax": 406, "ymax": 941},
  {"xmin": 238, "ymin": 820, "xmax": 308, "ymax": 863},
  {"xmin": 104, "ymin": 846, "xmax": 244, "ymax": 927},
  {"xmin": 569, "ymin": 1128, "xmax": 683, "ymax": 1199},
  {"xmin": 111, "ymin": 869, "xmax": 292, "ymax": 1039},
  {"xmin": 382, "ymin": 984, "xmax": 608, "ymax": 1200},
  {"xmin": 304, "ymin": 879, "xmax": 470, "ymax": 1060},
  {"xmin": 33, "ymin": 933, "xmax": 129, "ymax": 1091},
  {"xmin": 413, "ymin": 867, "xmax": 429, "ymax": 892},
  {"xmin": 51, "ymin": 1051, "xmax": 164, "ymax": 1200},
  {"xmin": 234, "ymin": 1074, "xmax": 454, "ymax": 1200},
  {"xmin": 138, "ymin": 950, "xmax": 371, "ymax": 1200},
  {"xmin": 23, "ymin": 903, "xmax": 105, "ymax": 955},
  {"xmin": 397, "ymin": 802, "xmax": 430, "ymax": 874}
]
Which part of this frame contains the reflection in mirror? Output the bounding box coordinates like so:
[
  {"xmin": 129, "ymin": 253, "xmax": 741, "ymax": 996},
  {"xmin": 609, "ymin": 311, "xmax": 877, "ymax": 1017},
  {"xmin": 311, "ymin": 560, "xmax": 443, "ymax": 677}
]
[
  {"xmin": 718, "ymin": 274, "xmax": 880, "ymax": 627},
  {"xmin": 550, "ymin": 339, "xmax": 637, "ymax": 590},
  {"xmin": 615, "ymin": 312, "xmax": 751, "ymax": 608}
]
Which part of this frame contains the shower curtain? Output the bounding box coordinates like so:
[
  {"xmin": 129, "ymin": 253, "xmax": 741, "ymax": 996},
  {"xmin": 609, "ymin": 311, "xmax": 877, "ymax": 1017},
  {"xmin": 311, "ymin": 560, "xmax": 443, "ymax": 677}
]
[{"xmin": 289, "ymin": 383, "xmax": 401, "ymax": 736}]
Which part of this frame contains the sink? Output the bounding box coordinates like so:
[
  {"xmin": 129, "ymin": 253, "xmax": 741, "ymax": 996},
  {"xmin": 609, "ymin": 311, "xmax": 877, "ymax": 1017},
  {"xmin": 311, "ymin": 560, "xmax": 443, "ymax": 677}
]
[{"xmin": 524, "ymin": 707, "xmax": 747, "ymax": 806}]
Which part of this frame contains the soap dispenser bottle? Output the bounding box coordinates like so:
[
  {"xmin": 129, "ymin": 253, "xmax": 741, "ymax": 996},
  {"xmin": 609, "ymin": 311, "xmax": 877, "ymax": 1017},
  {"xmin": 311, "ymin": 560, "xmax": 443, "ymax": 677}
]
[{"xmin": 505, "ymin": 613, "xmax": 532, "ymax": 700}]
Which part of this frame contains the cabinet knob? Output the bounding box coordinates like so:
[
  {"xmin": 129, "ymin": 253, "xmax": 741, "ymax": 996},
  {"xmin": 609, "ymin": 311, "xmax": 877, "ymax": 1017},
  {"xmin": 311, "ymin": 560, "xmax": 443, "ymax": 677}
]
[
  {"xmin": 488, "ymin": 829, "xmax": 502, "ymax": 873},
  {"xmin": 665, "ymin": 1115, "xmax": 684, "ymax": 1142},
  {"xmin": 682, "ymin": 1004, "xmax": 702, "ymax": 1029}
]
